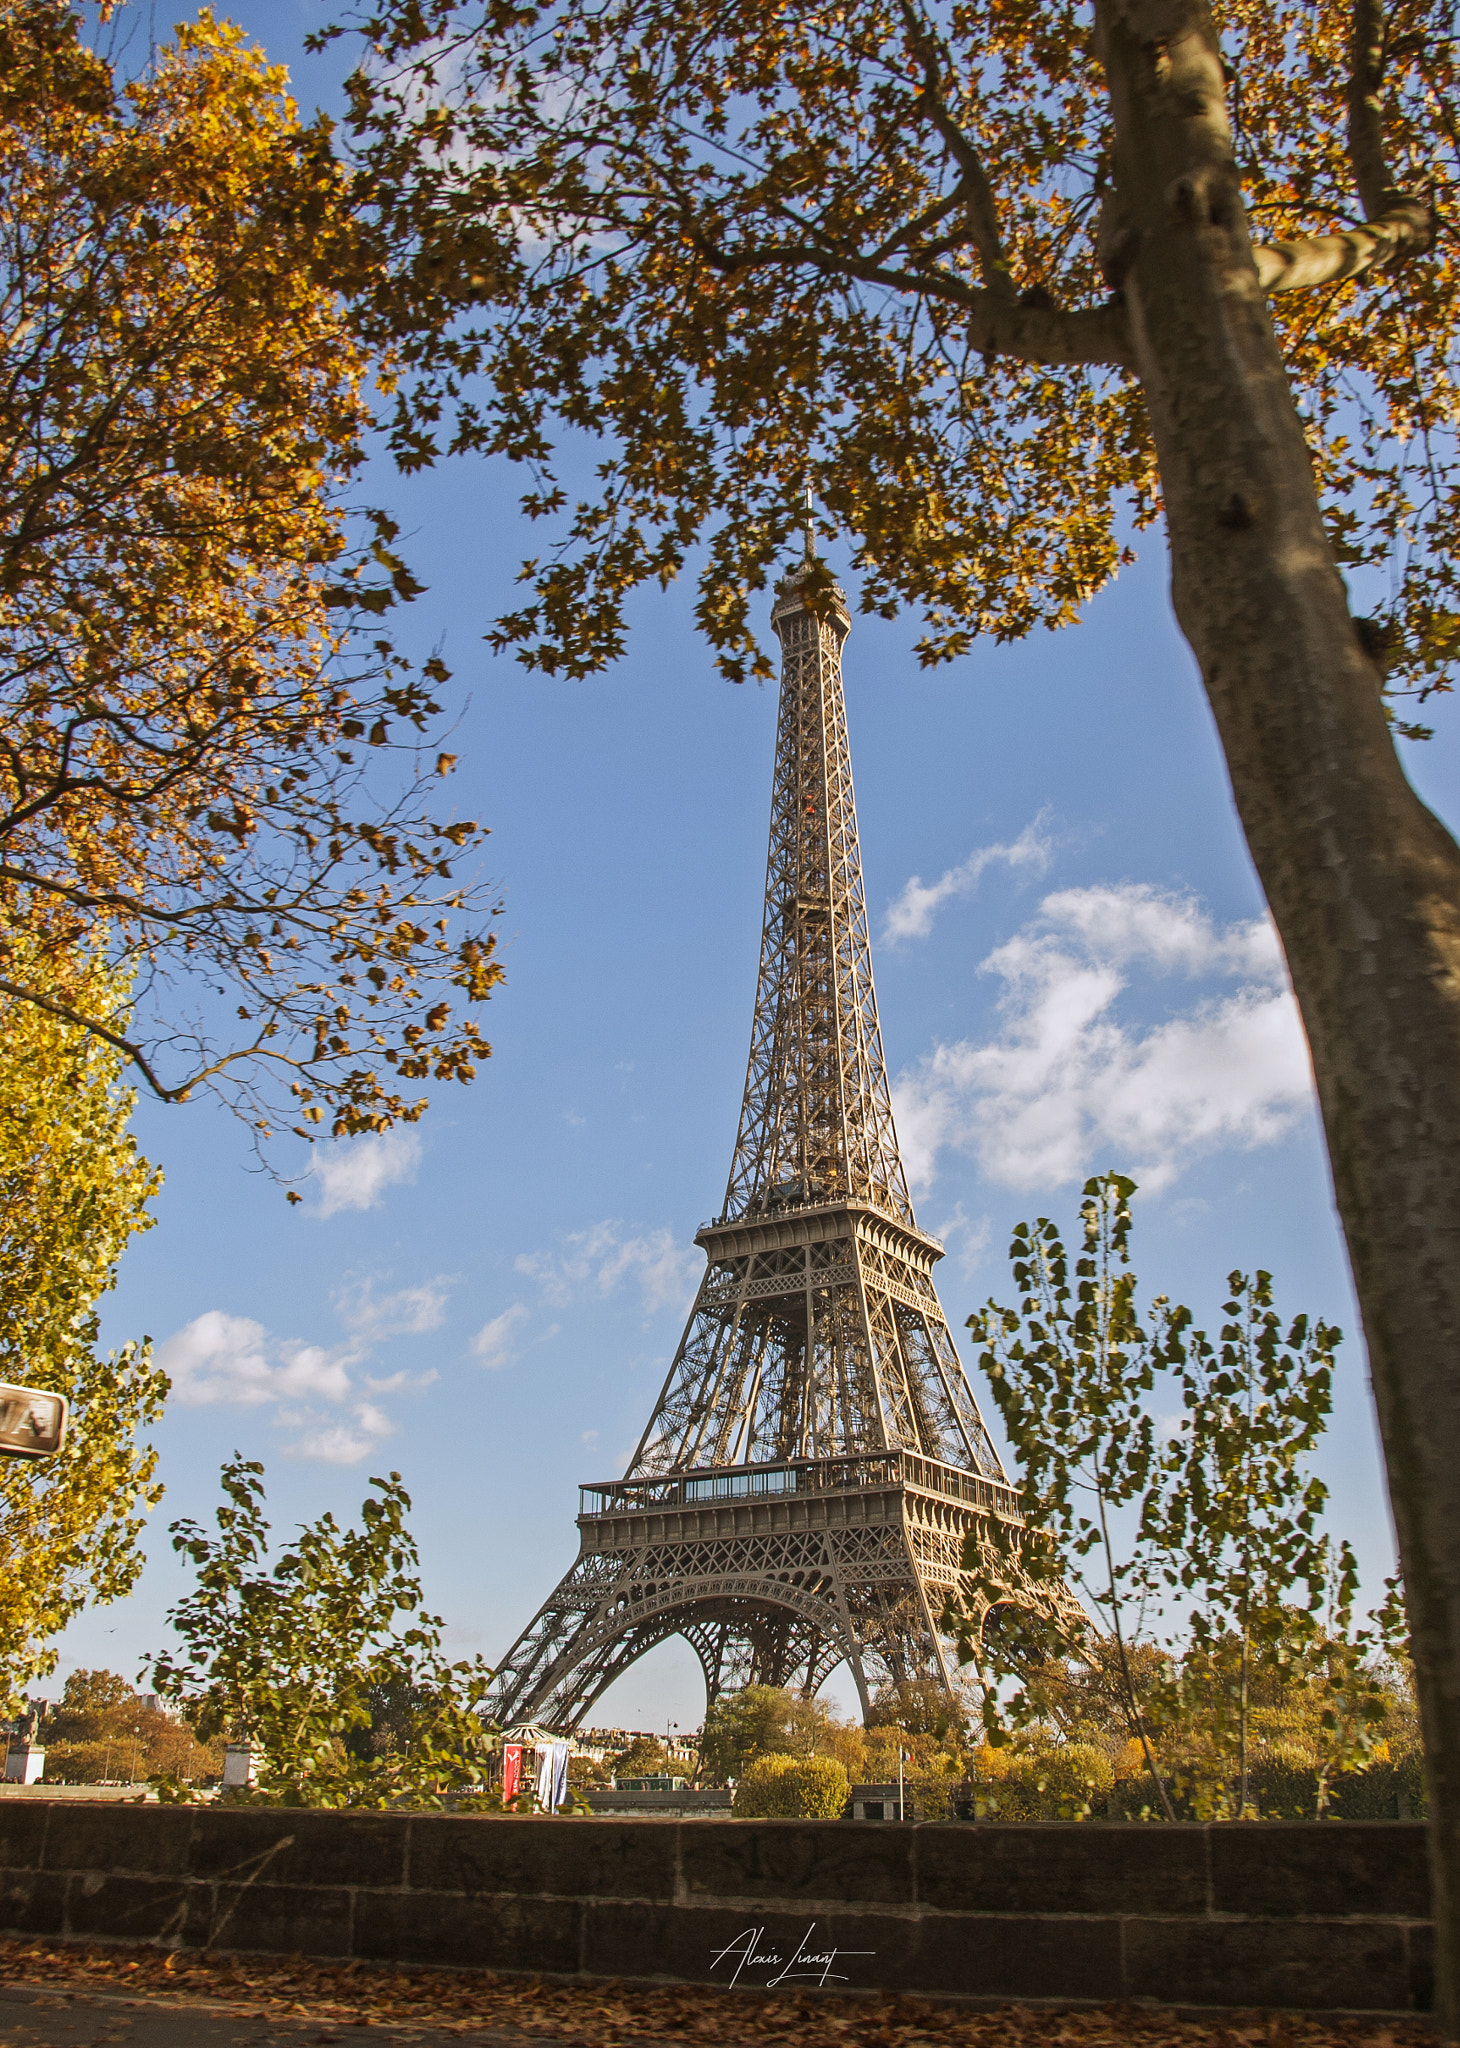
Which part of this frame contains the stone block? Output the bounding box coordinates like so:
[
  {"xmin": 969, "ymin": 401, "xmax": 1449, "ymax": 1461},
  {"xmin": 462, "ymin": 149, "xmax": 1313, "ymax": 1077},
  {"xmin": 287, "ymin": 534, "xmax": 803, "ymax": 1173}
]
[
  {"xmin": 63, "ymin": 1871, "xmax": 198, "ymax": 1945},
  {"xmin": 42, "ymin": 1805, "xmax": 193, "ymax": 1879},
  {"xmin": 1123, "ymin": 1915, "xmax": 1410, "ymax": 2011},
  {"xmin": 1209, "ymin": 1823, "xmax": 1429, "ymax": 1922},
  {"xmin": 583, "ymin": 1898, "xmax": 898, "ymax": 1993},
  {"xmin": 190, "ymin": 1807, "xmax": 407, "ymax": 1891},
  {"xmin": 1407, "ymin": 1920, "xmax": 1435, "ymax": 2012},
  {"xmin": 0, "ymin": 1802, "xmax": 50, "ymax": 1873},
  {"xmin": 912, "ymin": 1911, "xmax": 1123, "ymax": 2002},
  {"xmin": 206, "ymin": 1880, "xmax": 353, "ymax": 1958},
  {"xmin": 915, "ymin": 1824, "xmax": 1208, "ymax": 1919},
  {"xmin": 679, "ymin": 1821, "xmax": 914, "ymax": 1907},
  {"xmin": 0, "ymin": 1865, "xmax": 66, "ymax": 1936},
  {"xmin": 353, "ymin": 1886, "xmax": 582, "ymax": 1973},
  {"xmin": 406, "ymin": 1816, "xmax": 676, "ymax": 1903}
]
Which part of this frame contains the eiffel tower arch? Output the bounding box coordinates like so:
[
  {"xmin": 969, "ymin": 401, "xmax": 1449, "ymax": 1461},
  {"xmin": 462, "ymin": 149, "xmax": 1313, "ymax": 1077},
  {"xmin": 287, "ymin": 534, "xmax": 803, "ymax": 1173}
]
[{"xmin": 487, "ymin": 533, "xmax": 1030, "ymax": 1731}]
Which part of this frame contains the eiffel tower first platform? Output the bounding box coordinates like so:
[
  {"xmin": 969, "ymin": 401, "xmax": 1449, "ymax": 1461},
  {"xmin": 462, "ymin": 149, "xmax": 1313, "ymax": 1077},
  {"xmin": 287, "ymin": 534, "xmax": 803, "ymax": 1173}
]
[{"xmin": 487, "ymin": 537, "xmax": 1025, "ymax": 1729}]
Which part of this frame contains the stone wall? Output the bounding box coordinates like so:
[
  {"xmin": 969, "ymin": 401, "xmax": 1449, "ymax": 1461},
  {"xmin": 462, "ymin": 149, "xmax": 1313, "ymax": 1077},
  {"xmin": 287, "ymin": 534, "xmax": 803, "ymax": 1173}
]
[{"xmin": 0, "ymin": 1803, "xmax": 1433, "ymax": 2016}]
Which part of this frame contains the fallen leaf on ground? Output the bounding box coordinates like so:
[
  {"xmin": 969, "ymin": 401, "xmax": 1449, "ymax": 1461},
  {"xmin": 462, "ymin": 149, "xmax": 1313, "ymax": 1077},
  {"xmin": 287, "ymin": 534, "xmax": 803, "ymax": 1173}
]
[{"xmin": 0, "ymin": 1940, "xmax": 1434, "ymax": 2048}]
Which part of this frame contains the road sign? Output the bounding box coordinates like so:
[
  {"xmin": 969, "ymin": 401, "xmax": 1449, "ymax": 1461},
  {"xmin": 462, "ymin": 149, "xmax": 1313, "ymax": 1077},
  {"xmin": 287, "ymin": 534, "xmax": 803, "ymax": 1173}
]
[{"xmin": 0, "ymin": 1385, "xmax": 67, "ymax": 1458}]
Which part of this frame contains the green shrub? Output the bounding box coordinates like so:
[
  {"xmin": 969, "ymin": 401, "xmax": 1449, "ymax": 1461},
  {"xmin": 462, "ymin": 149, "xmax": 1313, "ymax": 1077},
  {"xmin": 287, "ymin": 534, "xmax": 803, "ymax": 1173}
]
[
  {"xmin": 1107, "ymin": 1772, "xmax": 1169, "ymax": 1821},
  {"xmin": 1166, "ymin": 1745, "xmax": 1429, "ymax": 1820},
  {"xmin": 1242, "ymin": 1744, "xmax": 1321, "ymax": 1819},
  {"xmin": 902, "ymin": 1768, "xmax": 959, "ymax": 1821},
  {"xmin": 1329, "ymin": 1750, "xmax": 1427, "ymax": 1819},
  {"xmin": 732, "ymin": 1752, "xmax": 849, "ymax": 1818},
  {"xmin": 965, "ymin": 1738, "xmax": 1429, "ymax": 1823},
  {"xmin": 969, "ymin": 1741, "xmax": 1114, "ymax": 1820}
]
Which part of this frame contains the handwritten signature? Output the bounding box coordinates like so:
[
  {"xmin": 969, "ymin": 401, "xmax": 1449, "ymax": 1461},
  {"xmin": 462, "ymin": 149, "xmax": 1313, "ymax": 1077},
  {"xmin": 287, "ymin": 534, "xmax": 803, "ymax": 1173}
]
[{"xmin": 709, "ymin": 1923, "xmax": 876, "ymax": 1988}]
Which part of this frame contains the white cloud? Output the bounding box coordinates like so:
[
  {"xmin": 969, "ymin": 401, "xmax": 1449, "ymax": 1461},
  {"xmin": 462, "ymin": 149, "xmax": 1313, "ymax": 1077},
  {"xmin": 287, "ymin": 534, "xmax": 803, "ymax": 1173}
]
[
  {"xmin": 1032, "ymin": 883, "xmax": 1282, "ymax": 979},
  {"xmin": 883, "ymin": 815, "xmax": 1054, "ymax": 944},
  {"xmin": 157, "ymin": 1311, "xmax": 274, "ymax": 1407},
  {"xmin": 471, "ymin": 1302, "xmax": 530, "ymax": 1370},
  {"xmin": 268, "ymin": 1340, "xmax": 355, "ymax": 1404},
  {"xmin": 515, "ymin": 1220, "xmax": 698, "ymax": 1316},
  {"xmin": 931, "ymin": 1203, "xmax": 993, "ymax": 1279},
  {"xmin": 364, "ymin": 1368, "xmax": 440, "ymax": 1394},
  {"xmin": 157, "ymin": 1267, "xmax": 447, "ymax": 1463},
  {"xmin": 311, "ymin": 1129, "xmax": 422, "ymax": 1217},
  {"xmin": 286, "ymin": 1403, "xmax": 396, "ymax": 1466},
  {"xmin": 892, "ymin": 883, "xmax": 1313, "ymax": 1195},
  {"xmin": 335, "ymin": 1275, "xmax": 453, "ymax": 1342}
]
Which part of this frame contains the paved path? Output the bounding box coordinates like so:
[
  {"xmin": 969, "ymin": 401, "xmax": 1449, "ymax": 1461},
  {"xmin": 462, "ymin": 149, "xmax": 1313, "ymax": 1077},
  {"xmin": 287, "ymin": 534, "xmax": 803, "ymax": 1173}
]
[{"xmin": 0, "ymin": 1987, "xmax": 545, "ymax": 2048}]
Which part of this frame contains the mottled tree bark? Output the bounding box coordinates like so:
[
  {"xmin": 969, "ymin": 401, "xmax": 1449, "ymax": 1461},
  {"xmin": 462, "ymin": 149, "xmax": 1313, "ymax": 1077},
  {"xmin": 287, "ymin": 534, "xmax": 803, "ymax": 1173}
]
[{"xmin": 1096, "ymin": 0, "xmax": 1460, "ymax": 2030}]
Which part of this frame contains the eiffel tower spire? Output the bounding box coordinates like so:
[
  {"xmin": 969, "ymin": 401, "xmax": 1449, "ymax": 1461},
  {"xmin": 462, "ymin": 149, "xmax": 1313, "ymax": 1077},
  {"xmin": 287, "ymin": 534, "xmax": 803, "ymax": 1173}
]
[
  {"xmin": 485, "ymin": 540, "xmax": 1023, "ymax": 1730},
  {"xmin": 721, "ymin": 542, "xmax": 910, "ymax": 1229}
]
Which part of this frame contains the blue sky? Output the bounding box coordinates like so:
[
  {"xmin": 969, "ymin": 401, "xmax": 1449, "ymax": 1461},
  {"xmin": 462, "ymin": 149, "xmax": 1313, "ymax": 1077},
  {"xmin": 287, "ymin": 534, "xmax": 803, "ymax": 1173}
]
[{"xmin": 50, "ymin": 0, "xmax": 1460, "ymax": 1732}]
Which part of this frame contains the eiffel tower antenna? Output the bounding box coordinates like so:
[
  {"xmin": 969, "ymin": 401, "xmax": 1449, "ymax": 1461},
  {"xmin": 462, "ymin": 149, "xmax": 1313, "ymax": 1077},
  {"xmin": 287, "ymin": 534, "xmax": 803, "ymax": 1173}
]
[{"xmin": 487, "ymin": 531, "xmax": 1028, "ymax": 1729}]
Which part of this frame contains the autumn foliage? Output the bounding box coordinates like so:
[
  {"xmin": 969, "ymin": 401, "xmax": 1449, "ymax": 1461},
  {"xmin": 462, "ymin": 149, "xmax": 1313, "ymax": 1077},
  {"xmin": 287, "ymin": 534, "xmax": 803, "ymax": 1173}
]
[
  {"xmin": 730, "ymin": 1752, "xmax": 850, "ymax": 1817},
  {"xmin": 39, "ymin": 1667, "xmax": 224, "ymax": 1785},
  {"xmin": 0, "ymin": 947, "xmax": 166, "ymax": 1705},
  {"xmin": 0, "ymin": 2, "xmax": 501, "ymax": 1155},
  {"xmin": 0, "ymin": 1938, "xmax": 1435, "ymax": 2048},
  {"xmin": 335, "ymin": 0, "xmax": 1455, "ymax": 712}
]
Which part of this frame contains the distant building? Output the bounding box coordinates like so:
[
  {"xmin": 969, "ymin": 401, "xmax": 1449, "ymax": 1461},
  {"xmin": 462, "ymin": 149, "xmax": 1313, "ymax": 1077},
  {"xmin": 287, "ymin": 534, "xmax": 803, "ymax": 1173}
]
[
  {"xmin": 576, "ymin": 1727, "xmax": 700, "ymax": 1767},
  {"xmin": 848, "ymin": 1783, "xmax": 912, "ymax": 1821}
]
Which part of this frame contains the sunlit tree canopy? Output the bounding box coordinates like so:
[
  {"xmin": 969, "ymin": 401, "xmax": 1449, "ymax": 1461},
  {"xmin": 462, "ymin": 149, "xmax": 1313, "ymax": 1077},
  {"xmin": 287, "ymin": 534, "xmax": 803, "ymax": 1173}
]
[
  {"xmin": 341, "ymin": 0, "xmax": 1452, "ymax": 719},
  {"xmin": 0, "ymin": 1, "xmax": 502, "ymax": 1152}
]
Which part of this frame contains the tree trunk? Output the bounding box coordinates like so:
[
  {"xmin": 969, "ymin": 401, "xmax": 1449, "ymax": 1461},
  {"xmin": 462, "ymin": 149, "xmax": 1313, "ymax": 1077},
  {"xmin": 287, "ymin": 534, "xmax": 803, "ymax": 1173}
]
[{"xmin": 1096, "ymin": 0, "xmax": 1460, "ymax": 2030}]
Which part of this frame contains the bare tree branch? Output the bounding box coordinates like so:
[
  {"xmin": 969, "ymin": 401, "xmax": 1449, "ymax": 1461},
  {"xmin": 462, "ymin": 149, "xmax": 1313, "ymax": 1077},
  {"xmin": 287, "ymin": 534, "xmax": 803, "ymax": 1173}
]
[
  {"xmin": 898, "ymin": 4, "xmax": 1018, "ymax": 303},
  {"xmin": 1252, "ymin": 0, "xmax": 1430, "ymax": 296},
  {"xmin": 0, "ymin": 970, "xmax": 193, "ymax": 1103},
  {"xmin": 1349, "ymin": 0, "xmax": 1420, "ymax": 224},
  {"xmin": 1255, "ymin": 212, "xmax": 1431, "ymax": 293},
  {"xmin": 697, "ymin": 234, "xmax": 1134, "ymax": 366}
]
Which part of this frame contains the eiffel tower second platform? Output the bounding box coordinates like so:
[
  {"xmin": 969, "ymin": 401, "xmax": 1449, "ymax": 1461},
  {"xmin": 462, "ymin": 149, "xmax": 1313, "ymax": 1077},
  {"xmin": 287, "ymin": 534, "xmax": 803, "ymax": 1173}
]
[{"xmin": 487, "ymin": 538, "xmax": 1023, "ymax": 1729}]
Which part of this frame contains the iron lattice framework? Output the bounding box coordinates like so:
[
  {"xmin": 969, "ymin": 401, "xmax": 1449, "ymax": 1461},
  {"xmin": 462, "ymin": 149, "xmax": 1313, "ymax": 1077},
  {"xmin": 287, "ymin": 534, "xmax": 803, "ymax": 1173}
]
[{"xmin": 488, "ymin": 550, "xmax": 1028, "ymax": 1729}]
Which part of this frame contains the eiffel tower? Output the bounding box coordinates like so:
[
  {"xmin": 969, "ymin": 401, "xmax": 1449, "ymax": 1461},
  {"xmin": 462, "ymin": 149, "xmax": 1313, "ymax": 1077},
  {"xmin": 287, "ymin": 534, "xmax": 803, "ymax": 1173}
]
[{"xmin": 488, "ymin": 531, "xmax": 1025, "ymax": 1729}]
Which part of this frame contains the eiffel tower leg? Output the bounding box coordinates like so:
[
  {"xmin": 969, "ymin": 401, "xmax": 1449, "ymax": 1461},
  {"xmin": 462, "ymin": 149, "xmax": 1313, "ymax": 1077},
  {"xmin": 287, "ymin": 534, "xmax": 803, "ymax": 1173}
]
[
  {"xmin": 485, "ymin": 1550, "xmax": 638, "ymax": 1729},
  {"xmin": 912, "ymin": 1566, "xmax": 958, "ymax": 1691},
  {"xmin": 748, "ymin": 1614, "xmax": 795, "ymax": 1690},
  {"xmin": 829, "ymin": 1514, "xmax": 966, "ymax": 1703},
  {"xmin": 497, "ymin": 1584, "xmax": 715, "ymax": 1733},
  {"xmin": 488, "ymin": 1538, "xmax": 870, "ymax": 1731},
  {"xmin": 748, "ymin": 1613, "xmax": 833, "ymax": 1693},
  {"xmin": 820, "ymin": 1530, "xmax": 873, "ymax": 1717},
  {"xmin": 681, "ymin": 1619, "xmax": 740, "ymax": 1709},
  {"xmin": 682, "ymin": 1610, "xmax": 849, "ymax": 1707}
]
